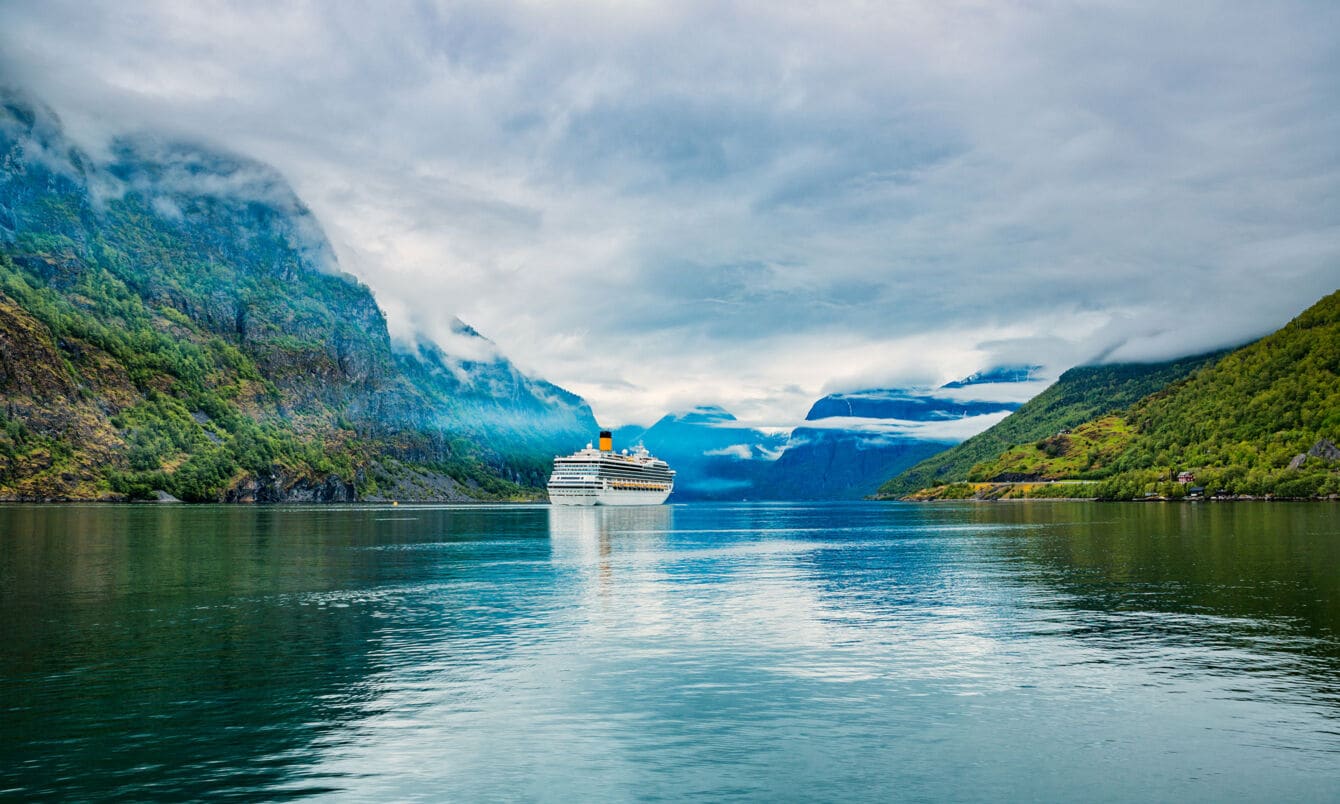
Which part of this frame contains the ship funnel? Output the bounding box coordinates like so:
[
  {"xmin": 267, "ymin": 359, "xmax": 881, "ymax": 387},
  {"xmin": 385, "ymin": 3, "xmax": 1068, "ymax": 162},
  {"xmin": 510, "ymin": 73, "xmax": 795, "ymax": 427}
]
[{"xmin": 599, "ymin": 430, "xmax": 613, "ymax": 452}]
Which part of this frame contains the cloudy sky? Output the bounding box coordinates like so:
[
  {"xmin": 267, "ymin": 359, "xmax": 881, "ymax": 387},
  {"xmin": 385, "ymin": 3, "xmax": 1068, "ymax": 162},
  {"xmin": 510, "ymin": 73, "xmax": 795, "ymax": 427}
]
[{"xmin": 2, "ymin": 1, "xmax": 1337, "ymax": 426}]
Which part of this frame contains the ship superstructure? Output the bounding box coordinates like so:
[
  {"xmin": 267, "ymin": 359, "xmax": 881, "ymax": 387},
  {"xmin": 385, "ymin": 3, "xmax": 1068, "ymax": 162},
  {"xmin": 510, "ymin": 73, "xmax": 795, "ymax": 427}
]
[{"xmin": 547, "ymin": 430, "xmax": 675, "ymax": 506}]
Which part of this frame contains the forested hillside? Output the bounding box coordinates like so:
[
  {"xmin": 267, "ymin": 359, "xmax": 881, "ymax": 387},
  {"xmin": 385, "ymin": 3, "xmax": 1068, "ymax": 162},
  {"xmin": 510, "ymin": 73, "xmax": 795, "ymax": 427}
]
[
  {"xmin": 913, "ymin": 290, "xmax": 1340, "ymax": 500},
  {"xmin": 0, "ymin": 91, "xmax": 595, "ymax": 501},
  {"xmin": 874, "ymin": 352, "xmax": 1225, "ymax": 497}
]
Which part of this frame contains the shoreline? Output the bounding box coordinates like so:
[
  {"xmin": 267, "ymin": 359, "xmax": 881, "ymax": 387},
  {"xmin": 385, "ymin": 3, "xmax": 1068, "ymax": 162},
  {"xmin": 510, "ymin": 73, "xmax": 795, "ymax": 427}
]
[
  {"xmin": 2, "ymin": 494, "xmax": 1338, "ymax": 506},
  {"xmin": 0, "ymin": 495, "xmax": 548, "ymax": 506},
  {"xmin": 877, "ymin": 494, "xmax": 1340, "ymax": 504}
]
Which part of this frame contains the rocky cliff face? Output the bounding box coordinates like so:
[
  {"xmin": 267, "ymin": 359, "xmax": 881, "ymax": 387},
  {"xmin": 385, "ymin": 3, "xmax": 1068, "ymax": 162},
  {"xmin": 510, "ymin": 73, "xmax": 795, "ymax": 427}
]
[
  {"xmin": 0, "ymin": 89, "xmax": 596, "ymax": 501},
  {"xmin": 224, "ymin": 470, "xmax": 357, "ymax": 504},
  {"xmin": 0, "ymin": 295, "xmax": 126, "ymax": 499}
]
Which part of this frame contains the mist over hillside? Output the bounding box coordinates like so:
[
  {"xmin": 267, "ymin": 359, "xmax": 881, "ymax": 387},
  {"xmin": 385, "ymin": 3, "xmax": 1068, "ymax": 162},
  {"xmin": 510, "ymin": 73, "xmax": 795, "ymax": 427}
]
[{"xmin": 0, "ymin": 90, "xmax": 595, "ymax": 501}]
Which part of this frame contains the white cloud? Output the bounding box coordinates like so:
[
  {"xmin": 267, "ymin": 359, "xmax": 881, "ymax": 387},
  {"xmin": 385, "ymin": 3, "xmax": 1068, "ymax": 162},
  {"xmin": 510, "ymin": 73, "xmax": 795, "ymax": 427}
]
[
  {"xmin": 797, "ymin": 412, "xmax": 1015, "ymax": 443},
  {"xmin": 2, "ymin": 0, "xmax": 1337, "ymax": 427},
  {"xmin": 702, "ymin": 444, "xmax": 755, "ymax": 460}
]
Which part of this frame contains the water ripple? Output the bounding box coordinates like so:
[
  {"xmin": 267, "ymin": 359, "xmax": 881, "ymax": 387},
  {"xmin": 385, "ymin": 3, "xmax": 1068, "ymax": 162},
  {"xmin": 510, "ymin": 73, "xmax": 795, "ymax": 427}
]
[{"xmin": 2, "ymin": 502, "xmax": 1339, "ymax": 800}]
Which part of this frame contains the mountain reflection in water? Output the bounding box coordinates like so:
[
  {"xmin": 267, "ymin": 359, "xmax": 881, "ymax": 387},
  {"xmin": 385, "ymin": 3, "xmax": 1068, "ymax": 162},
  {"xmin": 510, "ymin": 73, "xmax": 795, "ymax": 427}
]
[{"xmin": 2, "ymin": 502, "xmax": 1337, "ymax": 800}]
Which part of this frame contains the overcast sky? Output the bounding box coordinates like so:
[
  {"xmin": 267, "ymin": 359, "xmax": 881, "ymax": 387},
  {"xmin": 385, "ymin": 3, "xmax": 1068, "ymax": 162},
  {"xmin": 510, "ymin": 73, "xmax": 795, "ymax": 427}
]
[{"xmin": 2, "ymin": 1, "xmax": 1337, "ymax": 426}]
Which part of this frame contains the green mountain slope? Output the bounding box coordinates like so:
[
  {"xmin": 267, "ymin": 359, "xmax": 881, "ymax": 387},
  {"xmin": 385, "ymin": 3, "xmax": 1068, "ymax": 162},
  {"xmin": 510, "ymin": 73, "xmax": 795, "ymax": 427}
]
[
  {"xmin": 958, "ymin": 290, "xmax": 1340, "ymax": 499},
  {"xmin": 874, "ymin": 352, "xmax": 1226, "ymax": 498},
  {"xmin": 0, "ymin": 91, "xmax": 595, "ymax": 501}
]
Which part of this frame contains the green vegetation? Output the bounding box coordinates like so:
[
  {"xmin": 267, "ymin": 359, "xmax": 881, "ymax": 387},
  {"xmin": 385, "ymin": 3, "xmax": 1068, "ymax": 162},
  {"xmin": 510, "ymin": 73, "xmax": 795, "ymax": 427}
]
[
  {"xmin": 905, "ymin": 290, "xmax": 1340, "ymax": 501},
  {"xmin": 1086, "ymin": 289, "xmax": 1340, "ymax": 499},
  {"xmin": 0, "ymin": 99, "xmax": 569, "ymax": 502},
  {"xmin": 876, "ymin": 352, "xmax": 1225, "ymax": 497},
  {"xmin": 967, "ymin": 416, "xmax": 1134, "ymax": 481},
  {"xmin": 0, "ymin": 249, "xmax": 355, "ymax": 501},
  {"xmin": 908, "ymin": 481, "xmax": 1099, "ymax": 501}
]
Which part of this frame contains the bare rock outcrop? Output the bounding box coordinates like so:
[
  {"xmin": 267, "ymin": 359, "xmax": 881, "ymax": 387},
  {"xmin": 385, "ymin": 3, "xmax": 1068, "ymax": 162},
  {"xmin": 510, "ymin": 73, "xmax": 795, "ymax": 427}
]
[{"xmin": 1307, "ymin": 438, "xmax": 1340, "ymax": 462}]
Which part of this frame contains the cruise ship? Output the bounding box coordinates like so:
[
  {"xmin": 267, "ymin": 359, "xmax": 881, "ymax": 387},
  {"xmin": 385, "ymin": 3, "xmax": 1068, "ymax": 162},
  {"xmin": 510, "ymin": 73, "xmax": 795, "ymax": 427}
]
[{"xmin": 547, "ymin": 431, "xmax": 675, "ymax": 506}]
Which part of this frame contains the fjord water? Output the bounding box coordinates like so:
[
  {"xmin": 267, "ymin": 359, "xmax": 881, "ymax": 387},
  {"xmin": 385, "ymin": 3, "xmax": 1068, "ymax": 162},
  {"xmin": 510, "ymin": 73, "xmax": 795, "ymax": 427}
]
[{"xmin": 2, "ymin": 503, "xmax": 1338, "ymax": 801}]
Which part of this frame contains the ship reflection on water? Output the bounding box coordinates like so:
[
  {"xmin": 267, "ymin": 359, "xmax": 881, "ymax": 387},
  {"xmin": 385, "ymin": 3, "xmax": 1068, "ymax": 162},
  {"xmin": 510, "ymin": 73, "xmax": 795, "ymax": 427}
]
[
  {"xmin": 5, "ymin": 504, "xmax": 1340, "ymax": 800},
  {"xmin": 548, "ymin": 505, "xmax": 674, "ymax": 593}
]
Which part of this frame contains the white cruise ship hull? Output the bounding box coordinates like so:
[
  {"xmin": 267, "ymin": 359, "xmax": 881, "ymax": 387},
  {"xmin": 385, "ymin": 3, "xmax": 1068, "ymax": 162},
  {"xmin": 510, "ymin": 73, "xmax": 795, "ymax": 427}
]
[
  {"xmin": 547, "ymin": 435, "xmax": 675, "ymax": 506},
  {"xmin": 549, "ymin": 487, "xmax": 671, "ymax": 506}
]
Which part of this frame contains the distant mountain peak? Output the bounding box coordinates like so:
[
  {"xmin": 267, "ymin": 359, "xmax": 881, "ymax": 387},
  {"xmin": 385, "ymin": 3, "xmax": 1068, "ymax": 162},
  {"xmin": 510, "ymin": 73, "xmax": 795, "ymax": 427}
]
[
  {"xmin": 941, "ymin": 365, "xmax": 1043, "ymax": 388},
  {"xmin": 670, "ymin": 405, "xmax": 738, "ymax": 424},
  {"xmin": 804, "ymin": 389, "xmax": 1017, "ymax": 423}
]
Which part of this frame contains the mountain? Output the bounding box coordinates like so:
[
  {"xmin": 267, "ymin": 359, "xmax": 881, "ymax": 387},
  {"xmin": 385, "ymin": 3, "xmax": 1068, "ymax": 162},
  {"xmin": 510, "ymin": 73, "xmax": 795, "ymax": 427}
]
[
  {"xmin": 763, "ymin": 428, "xmax": 948, "ymax": 500},
  {"xmin": 616, "ymin": 406, "xmax": 787, "ymax": 500},
  {"xmin": 393, "ymin": 329, "xmax": 596, "ymax": 470},
  {"xmin": 0, "ymin": 90, "xmax": 596, "ymax": 501},
  {"xmin": 939, "ymin": 365, "xmax": 1042, "ymax": 388},
  {"xmin": 874, "ymin": 352, "xmax": 1226, "ymax": 498},
  {"xmin": 616, "ymin": 368, "xmax": 1046, "ymax": 501},
  {"xmin": 763, "ymin": 369, "xmax": 1039, "ymax": 499},
  {"xmin": 962, "ymin": 290, "xmax": 1340, "ymax": 499},
  {"xmin": 802, "ymin": 389, "xmax": 1023, "ymax": 422}
]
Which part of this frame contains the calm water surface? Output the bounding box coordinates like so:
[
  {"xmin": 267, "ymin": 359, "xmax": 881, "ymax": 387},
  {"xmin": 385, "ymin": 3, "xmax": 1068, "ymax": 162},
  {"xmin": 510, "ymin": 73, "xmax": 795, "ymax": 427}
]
[{"xmin": 2, "ymin": 502, "xmax": 1338, "ymax": 801}]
